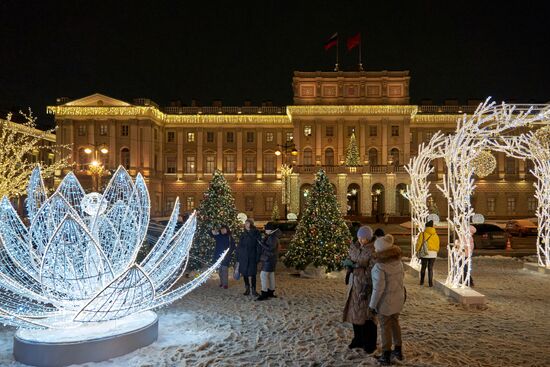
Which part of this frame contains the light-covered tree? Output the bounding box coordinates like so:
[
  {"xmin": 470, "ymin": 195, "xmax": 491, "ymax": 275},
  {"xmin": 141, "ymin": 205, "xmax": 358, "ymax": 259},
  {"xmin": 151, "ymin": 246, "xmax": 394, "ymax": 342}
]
[
  {"xmin": 271, "ymin": 200, "xmax": 280, "ymax": 221},
  {"xmin": 0, "ymin": 112, "xmax": 68, "ymax": 198},
  {"xmin": 345, "ymin": 132, "xmax": 360, "ymax": 166}
]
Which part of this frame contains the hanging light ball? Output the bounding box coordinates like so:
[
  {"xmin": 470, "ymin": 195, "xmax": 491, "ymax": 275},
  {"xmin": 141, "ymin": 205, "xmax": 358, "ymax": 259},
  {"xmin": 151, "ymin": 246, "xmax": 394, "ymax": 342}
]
[
  {"xmin": 472, "ymin": 150, "xmax": 496, "ymax": 178},
  {"xmin": 534, "ymin": 125, "xmax": 550, "ymax": 149}
]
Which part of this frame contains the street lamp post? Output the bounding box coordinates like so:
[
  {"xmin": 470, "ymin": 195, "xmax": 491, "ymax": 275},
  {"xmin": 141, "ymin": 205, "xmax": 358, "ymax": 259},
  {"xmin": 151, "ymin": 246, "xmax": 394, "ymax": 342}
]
[
  {"xmin": 275, "ymin": 139, "xmax": 298, "ymax": 219},
  {"xmin": 84, "ymin": 145, "xmax": 109, "ymax": 192}
]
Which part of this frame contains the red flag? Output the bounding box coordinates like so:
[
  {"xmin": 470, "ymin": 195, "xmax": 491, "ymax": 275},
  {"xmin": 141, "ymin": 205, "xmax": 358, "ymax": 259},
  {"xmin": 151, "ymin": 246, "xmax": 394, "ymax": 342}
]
[
  {"xmin": 324, "ymin": 33, "xmax": 338, "ymax": 51},
  {"xmin": 347, "ymin": 33, "xmax": 361, "ymax": 51}
]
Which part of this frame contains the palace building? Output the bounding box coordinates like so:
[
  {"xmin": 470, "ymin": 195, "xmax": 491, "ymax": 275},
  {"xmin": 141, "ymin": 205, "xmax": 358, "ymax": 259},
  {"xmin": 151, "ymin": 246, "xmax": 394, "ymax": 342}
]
[{"xmin": 48, "ymin": 70, "xmax": 538, "ymax": 220}]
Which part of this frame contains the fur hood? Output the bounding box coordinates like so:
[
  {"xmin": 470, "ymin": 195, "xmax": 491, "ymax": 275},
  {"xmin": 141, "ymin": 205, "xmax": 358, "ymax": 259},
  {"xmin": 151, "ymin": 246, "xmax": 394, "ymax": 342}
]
[{"xmin": 374, "ymin": 245, "xmax": 402, "ymax": 263}]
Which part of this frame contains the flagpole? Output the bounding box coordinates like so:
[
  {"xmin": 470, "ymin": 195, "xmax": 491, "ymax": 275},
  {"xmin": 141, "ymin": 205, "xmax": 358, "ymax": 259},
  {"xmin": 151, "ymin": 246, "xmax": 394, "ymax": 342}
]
[
  {"xmin": 335, "ymin": 38, "xmax": 339, "ymax": 71},
  {"xmin": 359, "ymin": 34, "xmax": 363, "ymax": 71}
]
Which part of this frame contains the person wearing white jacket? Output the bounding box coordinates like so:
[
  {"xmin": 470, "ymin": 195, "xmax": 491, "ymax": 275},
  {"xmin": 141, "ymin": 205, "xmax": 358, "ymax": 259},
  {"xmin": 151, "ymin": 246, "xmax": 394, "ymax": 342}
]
[{"xmin": 369, "ymin": 234, "xmax": 405, "ymax": 365}]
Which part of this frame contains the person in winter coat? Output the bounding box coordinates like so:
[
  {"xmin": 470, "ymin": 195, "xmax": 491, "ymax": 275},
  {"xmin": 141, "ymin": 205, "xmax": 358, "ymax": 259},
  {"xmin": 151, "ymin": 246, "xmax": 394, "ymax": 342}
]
[
  {"xmin": 369, "ymin": 234, "xmax": 405, "ymax": 365},
  {"xmin": 210, "ymin": 225, "xmax": 236, "ymax": 289},
  {"xmin": 342, "ymin": 226, "xmax": 378, "ymax": 353},
  {"xmin": 463, "ymin": 225, "xmax": 476, "ymax": 287},
  {"xmin": 256, "ymin": 222, "xmax": 279, "ymax": 301},
  {"xmin": 415, "ymin": 220, "xmax": 440, "ymax": 287},
  {"xmin": 237, "ymin": 219, "xmax": 262, "ymax": 296}
]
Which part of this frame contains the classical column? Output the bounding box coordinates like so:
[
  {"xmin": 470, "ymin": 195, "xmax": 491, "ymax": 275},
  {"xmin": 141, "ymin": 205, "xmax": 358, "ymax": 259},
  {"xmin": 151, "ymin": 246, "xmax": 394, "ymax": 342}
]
[
  {"xmin": 217, "ymin": 130, "xmax": 223, "ymax": 171},
  {"xmin": 359, "ymin": 119, "xmax": 367, "ymax": 163},
  {"xmin": 257, "ymin": 131, "xmax": 263, "ymax": 179},
  {"xmin": 276, "ymin": 131, "xmax": 283, "ymax": 176},
  {"xmin": 498, "ymin": 151, "xmax": 505, "ymax": 179},
  {"xmin": 385, "ymin": 174, "xmax": 396, "ymax": 215},
  {"xmin": 362, "ymin": 173, "xmax": 372, "ymax": 216},
  {"xmin": 177, "ymin": 129, "xmax": 184, "ymax": 176},
  {"xmin": 315, "ymin": 119, "xmax": 322, "ymax": 164},
  {"xmin": 381, "ymin": 119, "xmax": 388, "ymax": 165},
  {"xmin": 236, "ymin": 129, "xmax": 243, "ymax": 178},
  {"xmin": 109, "ymin": 123, "xmax": 116, "ymax": 168},
  {"xmin": 403, "ymin": 119, "xmax": 411, "ymax": 164},
  {"xmin": 337, "ymin": 173, "xmax": 348, "ymax": 214},
  {"xmin": 130, "ymin": 123, "xmax": 139, "ymax": 174},
  {"xmin": 289, "ymin": 173, "xmax": 300, "ymax": 215},
  {"xmin": 519, "ymin": 159, "xmax": 525, "ymax": 179},
  {"xmin": 197, "ymin": 129, "xmax": 203, "ymax": 179},
  {"xmin": 337, "ymin": 119, "xmax": 344, "ymax": 164}
]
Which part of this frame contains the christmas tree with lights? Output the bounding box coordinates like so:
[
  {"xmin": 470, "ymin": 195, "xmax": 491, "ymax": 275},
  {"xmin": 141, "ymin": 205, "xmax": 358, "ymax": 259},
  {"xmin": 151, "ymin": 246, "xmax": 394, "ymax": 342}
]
[
  {"xmin": 190, "ymin": 170, "xmax": 241, "ymax": 270},
  {"xmin": 271, "ymin": 200, "xmax": 280, "ymax": 221},
  {"xmin": 284, "ymin": 169, "xmax": 351, "ymax": 272},
  {"xmin": 345, "ymin": 132, "xmax": 361, "ymax": 167}
]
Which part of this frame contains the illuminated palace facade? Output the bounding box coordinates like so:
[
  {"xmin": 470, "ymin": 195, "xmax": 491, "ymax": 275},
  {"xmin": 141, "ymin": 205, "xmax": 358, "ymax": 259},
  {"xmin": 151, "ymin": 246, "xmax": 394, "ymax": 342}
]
[{"xmin": 49, "ymin": 71, "xmax": 537, "ymax": 220}]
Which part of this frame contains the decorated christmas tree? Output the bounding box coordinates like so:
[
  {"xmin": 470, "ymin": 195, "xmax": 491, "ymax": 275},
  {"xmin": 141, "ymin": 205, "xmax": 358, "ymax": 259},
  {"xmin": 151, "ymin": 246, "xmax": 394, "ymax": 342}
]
[
  {"xmin": 284, "ymin": 169, "xmax": 351, "ymax": 272},
  {"xmin": 271, "ymin": 200, "xmax": 280, "ymax": 221},
  {"xmin": 190, "ymin": 170, "xmax": 241, "ymax": 270},
  {"xmin": 345, "ymin": 132, "xmax": 361, "ymax": 167}
]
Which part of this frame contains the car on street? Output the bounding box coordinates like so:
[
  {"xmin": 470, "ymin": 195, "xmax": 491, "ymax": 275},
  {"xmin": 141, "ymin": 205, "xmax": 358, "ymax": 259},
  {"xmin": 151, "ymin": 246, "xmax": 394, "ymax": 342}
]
[
  {"xmin": 505, "ymin": 219, "xmax": 538, "ymax": 237},
  {"xmin": 472, "ymin": 223, "xmax": 507, "ymax": 249}
]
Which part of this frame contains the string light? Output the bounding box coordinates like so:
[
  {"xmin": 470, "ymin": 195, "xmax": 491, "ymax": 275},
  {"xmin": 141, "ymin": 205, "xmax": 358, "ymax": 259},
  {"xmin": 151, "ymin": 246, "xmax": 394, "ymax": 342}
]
[{"xmin": 472, "ymin": 150, "xmax": 497, "ymax": 178}]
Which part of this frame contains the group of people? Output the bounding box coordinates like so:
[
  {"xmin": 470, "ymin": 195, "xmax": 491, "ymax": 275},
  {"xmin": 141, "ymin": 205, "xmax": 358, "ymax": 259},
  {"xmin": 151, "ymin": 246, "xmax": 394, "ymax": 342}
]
[
  {"xmin": 343, "ymin": 226, "xmax": 405, "ymax": 366},
  {"xmin": 210, "ymin": 220, "xmax": 280, "ymax": 301}
]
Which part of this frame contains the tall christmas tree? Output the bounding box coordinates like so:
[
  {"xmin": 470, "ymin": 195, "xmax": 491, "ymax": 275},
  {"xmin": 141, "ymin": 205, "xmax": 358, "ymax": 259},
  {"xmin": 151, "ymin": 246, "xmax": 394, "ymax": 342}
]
[
  {"xmin": 345, "ymin": 132, "xmax": 361, "ymax": 167},
  {"xmin": 190, "ymin": 170, "xmax": 241, "ymax": 270},
  {"xmin": 284, "ymin": 169, "xmax": 351, "ymax": 272}
]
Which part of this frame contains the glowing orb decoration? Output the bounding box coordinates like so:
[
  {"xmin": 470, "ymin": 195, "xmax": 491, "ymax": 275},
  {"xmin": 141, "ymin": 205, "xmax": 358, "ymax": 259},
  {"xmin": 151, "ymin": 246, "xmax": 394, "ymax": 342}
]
[
  {"xmin": 534, "ymin": 125, "xmax": 550, "ymax": 149},
  {"xmin": 237, "ymin": 212, "xmax": 248, "ymax": 224},
  {"xmin": 427, "ymin": 213, "xmax": 440, "ymax": 225},
  {"xmin": 472, "ymin": 213, "xmax": 485, "ymax": 224},
  {"xmin": 472, "ymin": 150, "xmax": 496, "ymax": 178},
  {"xmin": 0, "ymin": 166, "xmax": 226, "ymax": 330}
]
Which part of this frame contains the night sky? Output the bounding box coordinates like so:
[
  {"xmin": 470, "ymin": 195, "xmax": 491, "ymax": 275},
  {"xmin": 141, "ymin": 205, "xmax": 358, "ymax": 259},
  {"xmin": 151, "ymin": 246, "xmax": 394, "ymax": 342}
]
[{"xmin": 1, "ymin": 1, "xmax": 549, "ymax": 128}]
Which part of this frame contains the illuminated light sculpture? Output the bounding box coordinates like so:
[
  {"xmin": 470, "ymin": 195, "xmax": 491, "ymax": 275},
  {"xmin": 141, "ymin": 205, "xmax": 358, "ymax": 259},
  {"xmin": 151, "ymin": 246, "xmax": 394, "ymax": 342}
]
[
  {"xmin": 490, "ymin": 129, "xmax": 550, "ymax": 268},
  {"xmin": 403, "ymin": 131, "xmax": 446, "ymax": 269},
  {"xmin": 471, "ymin": 150, "xmax": 497, "ymax": 178},
  {"xmin": 0, "ymin": 166, "xmax": 226, "ymax": 365},
  {"xmin": 437, "ymin": 99, "xmax": 550, "ymax": 288}
]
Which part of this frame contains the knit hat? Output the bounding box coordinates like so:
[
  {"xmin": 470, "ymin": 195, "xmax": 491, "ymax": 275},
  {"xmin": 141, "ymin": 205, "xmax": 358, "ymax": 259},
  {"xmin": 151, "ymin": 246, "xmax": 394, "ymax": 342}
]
[
  {"xmin": 373, "ymin": 228, "xmax": 385, "ymax": 238},
  {"xmin": 264, "ymin": 222, "xmax": 277, "ymax": 231},
  {"xmin": 357, "ymin": 225, "xmax": 373, "ymax": 241},
  {"xmin": 374, "ymin": 234, "xmax": 394, "ymax": 252},
  {"xmin": 426, "ymin": 220, "xmax": 434, "ymax": 228}
]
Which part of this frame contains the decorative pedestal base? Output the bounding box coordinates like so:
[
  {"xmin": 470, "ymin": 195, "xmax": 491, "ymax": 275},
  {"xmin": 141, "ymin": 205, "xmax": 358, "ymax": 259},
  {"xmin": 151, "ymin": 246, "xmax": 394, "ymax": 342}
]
[
  {"xmin": 524, "ymin": 262, "xmax": 550, "ymax": 275},
  {"xmin": 13, "ymin": 311, "xmax": 158, "ymax": 367},
  {"xmin": 404, "ymin": 262, "xmax": 486, "ymax": 307}
]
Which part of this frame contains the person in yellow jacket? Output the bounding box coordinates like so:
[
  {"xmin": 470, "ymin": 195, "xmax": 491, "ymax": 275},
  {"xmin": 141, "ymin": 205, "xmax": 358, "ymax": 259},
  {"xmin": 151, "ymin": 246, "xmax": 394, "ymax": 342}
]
[{"xmin": 415, "ymin": 220, "xmax": 440, "ymax": 287}]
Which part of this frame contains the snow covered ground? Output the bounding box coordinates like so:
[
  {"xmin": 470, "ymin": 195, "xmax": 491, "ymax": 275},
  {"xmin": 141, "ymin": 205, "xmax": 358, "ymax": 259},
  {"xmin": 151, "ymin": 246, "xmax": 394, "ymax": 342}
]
[{"xmin": 0, "ymin": 257, "xmax": 549, "ymax": 366}]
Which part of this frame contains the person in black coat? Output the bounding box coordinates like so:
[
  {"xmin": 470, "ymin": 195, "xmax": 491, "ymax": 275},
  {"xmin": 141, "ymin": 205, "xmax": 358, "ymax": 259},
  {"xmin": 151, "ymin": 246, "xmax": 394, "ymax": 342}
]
[
  {"xmin": 210, "ymin": 225, "xmax": 236, "ymax": 289},
  {"xmin": 257, "ymin": 222, "xmax": 279, "ymax": 301},
  {"xmin": 237, "ymin": 219, "xmax": 261, "ymax": 296}
]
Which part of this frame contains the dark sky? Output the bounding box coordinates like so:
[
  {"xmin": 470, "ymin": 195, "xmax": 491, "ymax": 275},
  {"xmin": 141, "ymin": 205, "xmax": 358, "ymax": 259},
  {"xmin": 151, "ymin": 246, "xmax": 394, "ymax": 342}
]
[{"xmin": 1, "ymin": 0, "xmax": 550, "ymax": 127}]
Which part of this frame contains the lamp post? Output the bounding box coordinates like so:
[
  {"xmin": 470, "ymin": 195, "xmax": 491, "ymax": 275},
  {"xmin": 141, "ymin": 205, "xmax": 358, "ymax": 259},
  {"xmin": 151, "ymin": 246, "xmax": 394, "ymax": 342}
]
[
  {"xmin": 84, "ymin": 145, "xmax": 109, "ymax": 192},
  {"xmin": 275, "ymin": 139, "xmax": 298, "ymax": 219}
]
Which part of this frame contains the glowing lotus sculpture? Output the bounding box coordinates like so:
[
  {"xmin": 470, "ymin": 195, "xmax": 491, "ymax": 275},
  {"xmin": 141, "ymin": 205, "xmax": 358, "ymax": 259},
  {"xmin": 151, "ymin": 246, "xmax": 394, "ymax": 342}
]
[{"xmin": 0, "ymin": 166, "xmax": 225, "ymax": 329}]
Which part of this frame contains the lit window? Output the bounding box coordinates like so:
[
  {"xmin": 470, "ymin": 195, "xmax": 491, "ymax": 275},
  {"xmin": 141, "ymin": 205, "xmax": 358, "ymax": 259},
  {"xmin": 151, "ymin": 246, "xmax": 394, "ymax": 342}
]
[
  {"xmin": 264, "ymin": 155, "xmax": 275, "ymax": 173},
  {"xmin": 246, "ymin": 132, "xmax": 254, "ymax": 143},
  {"xmin": 186, "ymin": 196, "xmax": 195, "ymax": 211},
  {"xmin": 245, "ymin": 156, "xmax": 256, "ymax": 173},
  {"xmin": 187, "ymin": 132, "xmax": 195, "ymax": 142},
  {"xmin": 286, "ymin": 132, "xmax": 293, "ymax": 142},
  {"xmin": 205, "ymin": 155, "xmax": 216, "ymax": 173},
  {"xmin": 369, "ymin": 126, "xmax": 377, "ymax": 137},
  {"xmin": 120, "ymin": 148, "xmax": 130, "ymax": 169},
  {"xmin": 507, "ymin": 197, "xmax": 516, "ymax": 214},
  {"xmin": 166, "ymin": 156, "xmax": 177, "ymax": 174},
  {"xmin": 166, "ymin": 197, "xmax": 175, "ymax": 211},
  {"xmin": 487, "ymin": 198, "xmax": 496, "ymax": 212},
  {"xmin": 99, "ymin": 125, "xmax": 108, "ymax": 136},
  {"xmin": 78, "ymin": 125, "xmax": 87, "ymax": 136},
  {"xmin": 185, "ymin": 156, "xmax": 196, "ymax": 173},
  {"xmin": 167, "ymin": 131, "xmax": 176, "ymax": 143},
  {"xmin": 224, "ymin": 154, "xmax": 236, "ymax": 173},
  {"xmin": 391, "ymin": 126, "xmax": 399, "ymax": 137},
  {"xmin": 226, "ymin": 132, "xmax": 234, "ymax": 143},
  {"xmin": 303, "ymin": 148, "xmax": 313, "ymax": 166},
  {"xmin": 528, "ymin": 197, "xmax": 537, "ymax": 213},
  {"xmin": 326, "ymin": 126, "xmax": 334, "ymax": 137},
  {"xmin": 206, "ymin": 132, "xmax": 214, "ymax": 143},
  {"xmin": 121, "ymin": 125, "xmax": 129, "ymax": 137},
  {"xmin": 266, "ymin": 132, "xmax": 274, "ymax": 142},
  {"xmin": 265, "ymin": 197, "xmax": 274, "ymax": 212},
  {"xmin": 304, "ymin": 126, "xmax": 312, "ymax": 136},
  {"xmin": 245, "ymin": 197, "xmax": 254, "ymax": 211}
]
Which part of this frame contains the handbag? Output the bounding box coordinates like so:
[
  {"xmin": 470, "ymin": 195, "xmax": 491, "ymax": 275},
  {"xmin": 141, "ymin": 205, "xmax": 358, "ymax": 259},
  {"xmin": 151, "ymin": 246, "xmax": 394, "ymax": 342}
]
[
  {"xmin": 418, "ymin": 233, "xmax": 432, "ymax": 258},
  {"xmin": 233, "ymin": 262, "xmax": 240, "ymax": 280}
]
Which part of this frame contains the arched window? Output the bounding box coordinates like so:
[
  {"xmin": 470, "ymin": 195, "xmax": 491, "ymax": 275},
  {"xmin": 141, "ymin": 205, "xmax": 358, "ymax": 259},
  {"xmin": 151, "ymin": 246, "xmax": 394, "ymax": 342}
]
[
  {"xmin": 390, "ymin": 148, "xmax": 400, "ymax": 165},
  {"xmin": 325, "ymin": 148, "xmax": 334, "ymax": 166},
  {"xmin": 120, "ymin": 148, "xmax": 130, "ymax": 169},
  {"xmin": 368, "ymin": 148, "xmax": 378, "ymax": 165},
  {"xmin": 303, "ymin": 148, "xmax": 313, "ymax": 166}
]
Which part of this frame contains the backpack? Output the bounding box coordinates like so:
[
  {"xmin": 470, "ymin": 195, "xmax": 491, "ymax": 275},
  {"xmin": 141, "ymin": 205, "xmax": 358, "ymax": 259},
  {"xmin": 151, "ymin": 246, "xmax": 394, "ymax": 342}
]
[{"xmin": 418, "ymin": 232, "xmax": 432, "ymax": 258}]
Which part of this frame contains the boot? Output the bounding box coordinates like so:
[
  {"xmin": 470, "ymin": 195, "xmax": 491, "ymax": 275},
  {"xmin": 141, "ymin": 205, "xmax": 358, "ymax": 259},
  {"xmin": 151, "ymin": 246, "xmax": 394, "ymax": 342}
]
[
  {"xmin": 267, "ymin": 289, "xmax": 277, "ymax": 298},
  {"xmin": 251, "ymin": 288, "xmax": 259, "ymax": 297},
  {"xmin": 256, "ymin": 291, "xmax": 269, "ymax": 301},
  {"xmin": 243, "ymin": 286, "xmax": 250, "ymax": 296},
  {"xmin": 348, "ymin": 324, "xmax": 363, "ymax": 349},
  {"xmin": 362, "ymin": 320, "xmax": 377, "ymax": 354},
  {"xmin": 391, "ymin": 346, "xmax": 403, "ymax": 361},
  {"xmin": 419, "ymin": 273, "xmax": 424, "ymax": 286},
  {"xmin": 377, "ymin": 351, "xmax": 392, "ymax": 365}
]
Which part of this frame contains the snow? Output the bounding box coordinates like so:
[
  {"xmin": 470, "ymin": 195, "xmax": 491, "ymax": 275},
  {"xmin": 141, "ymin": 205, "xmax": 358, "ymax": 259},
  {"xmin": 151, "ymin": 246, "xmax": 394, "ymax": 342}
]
[
  {"xmin": 0, "ymin": 258, "xmax": 549, "ymax": 366},
  {"xmin": 16, "ymin": 311, "xmax": 157, "ymax": 343}
]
